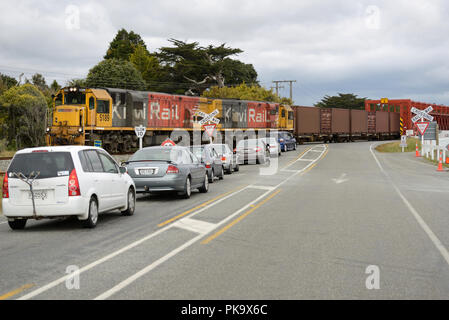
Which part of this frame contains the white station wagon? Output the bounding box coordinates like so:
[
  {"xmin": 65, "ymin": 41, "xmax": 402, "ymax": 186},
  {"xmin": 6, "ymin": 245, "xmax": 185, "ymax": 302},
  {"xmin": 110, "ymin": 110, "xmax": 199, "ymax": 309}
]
[{"xmin": 2, "ymin": 146, "xmax": 136, "ymax": 230}]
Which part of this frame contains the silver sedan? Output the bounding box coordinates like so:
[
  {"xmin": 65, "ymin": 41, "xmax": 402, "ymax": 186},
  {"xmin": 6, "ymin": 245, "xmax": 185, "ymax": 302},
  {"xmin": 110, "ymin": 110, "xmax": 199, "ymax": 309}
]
[{"xmin": 124, "ymin": 146, "xmax": 209, "ymax": 198}]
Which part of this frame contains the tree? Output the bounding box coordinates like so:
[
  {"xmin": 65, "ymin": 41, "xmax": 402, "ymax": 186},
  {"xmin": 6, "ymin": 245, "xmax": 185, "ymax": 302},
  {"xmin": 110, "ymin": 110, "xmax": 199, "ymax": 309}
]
[
  {"xmin": 202, "ymin": 83, "xmax": 293, "ymax": 105},
  {"xmin": 104, "ymin": 28, "xmax": 148, "ymax": 61},
  {"xmin": 157, "ymin": 39, "xmax": 257, "ymax": 95},
  {"xmin": 85, "ymin": 59, "xmax": 146, "ymax": 90},
  {"xmin": 0, "ymin": 74, "xmax": 18, "ymax": 94},
  {"xmin": 50, "ymin": 80, "xmax": 61, "ymax": 93},
  {"xmin": 31, "ymin": 73, "xmax": 48, "ymax": 92},
  {"xmin": 129, "ymin": 44, "xmax": 162, "ymax": 90},
  {"xmin": 0, "ymin": 84, "xmax": 48, "ymax": 149},
  {"xmin": 315, "ymin": 93, "xmax": 366, "ymax": 110},
  {"xmin": 66, "ymin": 78, "xmax": 87, "ymax": 87}
]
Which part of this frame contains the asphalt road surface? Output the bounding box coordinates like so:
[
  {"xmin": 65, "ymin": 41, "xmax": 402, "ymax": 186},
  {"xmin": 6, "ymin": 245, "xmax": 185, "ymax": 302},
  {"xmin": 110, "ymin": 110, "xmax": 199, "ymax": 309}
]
[{"xmin": 1, "ymin": 141, "xmax": 449, "ymax": 300}]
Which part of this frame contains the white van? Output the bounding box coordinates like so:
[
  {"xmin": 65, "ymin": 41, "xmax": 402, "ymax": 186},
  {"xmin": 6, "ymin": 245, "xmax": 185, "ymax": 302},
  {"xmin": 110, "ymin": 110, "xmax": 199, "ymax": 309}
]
[{"xmin": 2, "ymin": 146, "xmax": 136, "ymax": 230}]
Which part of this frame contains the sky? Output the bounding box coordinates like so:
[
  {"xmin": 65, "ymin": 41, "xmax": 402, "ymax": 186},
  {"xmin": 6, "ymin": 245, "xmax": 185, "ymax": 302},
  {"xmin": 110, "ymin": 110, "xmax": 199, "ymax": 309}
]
[{"xmin": 0, "ymin": 0, "xmax": 448, "ymax": 106}]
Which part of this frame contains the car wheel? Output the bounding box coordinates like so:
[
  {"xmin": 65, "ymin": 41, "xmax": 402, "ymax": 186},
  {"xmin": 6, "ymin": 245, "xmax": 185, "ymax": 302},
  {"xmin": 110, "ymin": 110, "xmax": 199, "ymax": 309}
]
[
  {"xmin": 121, "ymin": 187, "xmax": 135, "ymax": 216},
  {"xmin": 234, "ymin": 163, "xmax": 240, "ymax": 172},
  {"xmin": 208, "ymin": 170, "xmax": 215, "ymax": 183},
  {"xmin": 226, "ymin": 165, "xmax": 233, "ymax": 174},
  {"xmin": 219, "ymin": 166, "xmax": 224, "ymax": 180},
  {"xmin": 8, "ymin": 219, "xmax": 27, "ymax": 230},
  {"xmin": 293, "ymin": 143, "xmax": 297, "ymax": 150},
  {"xmin": 83, "ymin": 197, "xmax": 98, "ymax": 229},
  {"xmin": 198, "ymin": 173, "xmax": 209, "ymax": 193},
  {"xmin": 180, "ymin": 177, "xmax": 192, "ymax": 199}
]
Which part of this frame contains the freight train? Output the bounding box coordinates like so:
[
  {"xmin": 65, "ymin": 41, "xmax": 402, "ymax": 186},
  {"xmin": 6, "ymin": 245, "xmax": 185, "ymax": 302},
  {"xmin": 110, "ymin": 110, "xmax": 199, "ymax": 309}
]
[
  {"xmin": 46, "ymin": 87, "xmax": 294, "ymax": 153},
  {"xmin": 49, "ymin": 87, "xmax": 433, "ymax": 152},
  {"xmin": 292, "ymin": 106, "xmax": 400, "ymax": 143}
]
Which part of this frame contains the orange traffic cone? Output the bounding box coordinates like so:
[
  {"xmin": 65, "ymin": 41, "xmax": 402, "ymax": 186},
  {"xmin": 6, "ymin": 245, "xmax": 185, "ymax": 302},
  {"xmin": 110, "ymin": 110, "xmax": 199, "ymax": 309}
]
[
  {"xmin": 446, "ymin": 157, "xmax": 449, "ymax": 164},
  {"xmin": 437, "ymin": 151, "xmax": 444, "ymax": 172},
  {"xmin": 415, "ymin": 142, "xmax": 420, "ymax": 157}
]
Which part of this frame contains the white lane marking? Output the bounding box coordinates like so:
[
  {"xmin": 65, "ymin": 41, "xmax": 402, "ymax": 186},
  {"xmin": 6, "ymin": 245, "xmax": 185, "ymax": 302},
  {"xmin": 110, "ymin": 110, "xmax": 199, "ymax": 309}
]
[
  {"xmin": 22, "ymin": 144, "xmax": 329, "ymax": 300},
  {"xmin": 296, "ymin": 159, "xmax": 314, "ymax": 162},
  {"xmin": 247, "ymin": 185, "xmax": 276, "ymax": 191},
  {"xmin": 280, "ymin": 169, "xmax": 298, "ymax": 173},
  {"xmin": 18, "ymin": 185, "xmax": 250, "ymax": 300},
  {"xmin": 283, "ymin": 144, "xmax": 326, "ymax": 170},
  {"xmin": 332, "ymin": 173, "xmax": 349, "ymax": 184},
  {"xmin": 370, "ymin": 144, "xmax": 449, "ymax": 267},
  {"xmin": 95, "ymin": 145, "xmax": 329, "ymax": 300},
  {"xmin": 173, "ymin": 218, "xmax": 217, "ymax": 234}
]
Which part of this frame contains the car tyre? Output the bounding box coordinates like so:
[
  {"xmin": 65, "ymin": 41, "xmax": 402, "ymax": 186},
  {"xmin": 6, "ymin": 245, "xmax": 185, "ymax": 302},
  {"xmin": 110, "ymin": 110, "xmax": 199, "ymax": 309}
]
[
  {"xmin": 208, "ymin": 170, "xmax": 215, "ymax": 183},
  {"xmin": 198, "ymin": 174, "xmax": 209, "ymax": 193},
  {"xmin": 234, "ymin": 163, "xmax": 240, "ymax": 172},
  {"xmin": 219, "ymin": 166, "xmax": 224, "ymax": 180},
  {"xmin": 8, "ymin": 219, "xmax": 27, "ymax": 230},
  {"xmin": 121, "ymin": 187, "xmax": 135, "ymax": 216},
  {"xmin": 226, "ymin": 165, "xmax": 233, "ymax": 174},
  {"xmin": 83, "ymin": 197, "xmax": 98, "ymax": 229},
  {"xmin": 180, "ymin": 177, "xmax": 192, "ymax": 199}
]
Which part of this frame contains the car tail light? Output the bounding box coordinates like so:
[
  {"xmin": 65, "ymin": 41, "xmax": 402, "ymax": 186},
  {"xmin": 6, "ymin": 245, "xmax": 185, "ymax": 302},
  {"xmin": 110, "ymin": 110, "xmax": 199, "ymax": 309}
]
[
  {"xmin": 205, "ymin": 163, "xmax": 211, "ymax": 169},
  {"xmin": 255, "ymin": 147, "xmax": 262, "ymax": 152},
  {"xmin": 68, "ymin": 169, "xmax": 81, "ymax": 196},
  {"xmin": 166, "ymin": 165, "xmax": 179, "ymax": 174},
  {"xmin": 2, "ymin": 174, "xmax": 9, "ymax": 199},
  {"xmin": 221, "ymin": 156, "xmax": 226, "ymax": 161}
]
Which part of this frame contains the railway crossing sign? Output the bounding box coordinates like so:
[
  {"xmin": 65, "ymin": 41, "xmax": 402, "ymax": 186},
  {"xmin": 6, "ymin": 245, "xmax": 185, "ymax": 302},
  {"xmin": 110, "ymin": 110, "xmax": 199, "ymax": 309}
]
[
  {"xmin": 203, "ymin": 124, "xmax": 217, "ymax": 138},
  {"xmin": 197, "ymin": 109, "xmax": 220, "ymax": 125},
  {"xmin": 416, "ymin": 122, "xmax": 430, "ymax": 135},
  {"xmin": 411, "ymin": 106, "xmax": 434, "ymax": 123},
  {"xmin": 161, "ymin": 138, "xmax": 176, "ymax": 147},
  {"xmin": 134, "ymin": 125, "xmax": 146, "ymax": 150}
]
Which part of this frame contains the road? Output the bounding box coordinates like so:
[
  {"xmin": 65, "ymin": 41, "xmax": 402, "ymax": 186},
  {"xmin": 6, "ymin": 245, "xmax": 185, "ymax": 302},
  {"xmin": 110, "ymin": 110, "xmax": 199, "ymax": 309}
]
[{"xmin": 1, "ymin": 141, "xmax": 449, "ymax": 300}]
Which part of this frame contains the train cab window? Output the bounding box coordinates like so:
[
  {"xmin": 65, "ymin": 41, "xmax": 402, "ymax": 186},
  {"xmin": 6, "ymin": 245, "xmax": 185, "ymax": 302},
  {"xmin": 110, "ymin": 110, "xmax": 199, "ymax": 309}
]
[
  {"xmin": 281, "ymin": 110, "xmax": 286, "ymax": 117},
  {"xmin": 65, "ymin": 91, "xmax": 86, "ymax": 105},
  {"xmin": 288, "ymin": 111, "xmax": 294, "ymax": 120},
  {"xmin": 97, "ymin": 100, "xmax": 110, "ymax": 114},
  {"xmin": 54, "ymin": 93, "xmax": 63, "ymax": 106},
  {"xmin": 89, "ymin": 97, "xmax": 95, "ymax": 110}
]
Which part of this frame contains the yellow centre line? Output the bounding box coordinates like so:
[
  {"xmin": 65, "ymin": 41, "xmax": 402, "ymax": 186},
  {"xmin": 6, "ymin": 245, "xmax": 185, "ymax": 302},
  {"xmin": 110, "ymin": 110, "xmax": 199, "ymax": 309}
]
[
  {"xmin": 202, "ymin": 189, "xmax": 282, "ymax": 245},
  {"xmin": 282, "ymin": 146, "xmax": 312, "ymax": 169},
  {"xmin": 157, "ymin": 185, "xmax": 248, "ymax": 227},
  {"xmin": 0, "ymin": 284, "xmax": 35, "ymax": 300}
]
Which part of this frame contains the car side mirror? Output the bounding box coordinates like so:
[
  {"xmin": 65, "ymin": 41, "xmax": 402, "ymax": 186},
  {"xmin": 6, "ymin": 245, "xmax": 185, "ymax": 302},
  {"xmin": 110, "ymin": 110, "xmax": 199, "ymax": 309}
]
[{"xmin": 119, "ymin": 166, "xmax": 127, "ymax": 174}]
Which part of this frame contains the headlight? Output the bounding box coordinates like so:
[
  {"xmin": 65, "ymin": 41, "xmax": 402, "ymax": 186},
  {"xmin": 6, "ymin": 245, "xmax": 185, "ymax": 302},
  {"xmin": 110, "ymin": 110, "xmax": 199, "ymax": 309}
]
[
  {"xmin": 78, "ymin": 127, "xmax": 83, "ymax": 133},
  {"xmin": 46, "ymin": 127, "xmax": 50, "ymax": 133}
]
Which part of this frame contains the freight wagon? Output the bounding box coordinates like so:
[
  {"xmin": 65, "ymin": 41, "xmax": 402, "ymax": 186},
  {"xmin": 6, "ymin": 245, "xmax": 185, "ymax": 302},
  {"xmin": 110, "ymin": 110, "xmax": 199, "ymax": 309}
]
[
  {"xmin": 46, "ymin": 87, "xmax": 294, "ymax": 153},
  {"xmin": 292, "ymin": 106, "xmax": 400, "ymax": 143},
  {"xmin": 365, "ymin": 99, "xmax": 449, "ymax": 135}
]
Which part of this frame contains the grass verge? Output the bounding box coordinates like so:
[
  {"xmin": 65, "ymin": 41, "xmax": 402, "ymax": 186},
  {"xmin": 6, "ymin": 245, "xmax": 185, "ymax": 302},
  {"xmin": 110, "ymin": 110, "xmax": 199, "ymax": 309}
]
[
  {"xmin": 376, "ymin": 138, "xmax": 421, "ymax": 153},
  {"xmin": 0, "ymin": 150, "xmax": 15, "ymax": 158}
]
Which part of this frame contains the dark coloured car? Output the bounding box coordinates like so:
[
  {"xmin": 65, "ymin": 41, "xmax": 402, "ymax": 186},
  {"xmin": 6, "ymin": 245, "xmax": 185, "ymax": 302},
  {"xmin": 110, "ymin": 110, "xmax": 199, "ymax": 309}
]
[
  {"xmin": 273, "ymin": 131, "xmax": 297, "ymax": 152},
  {"xmin": 124, "ymin": 146, "xmax": 209, "ymax": 198},
  {"xmin": 190, "ymin": 145, "xmax": 224, "ymax": 183}
]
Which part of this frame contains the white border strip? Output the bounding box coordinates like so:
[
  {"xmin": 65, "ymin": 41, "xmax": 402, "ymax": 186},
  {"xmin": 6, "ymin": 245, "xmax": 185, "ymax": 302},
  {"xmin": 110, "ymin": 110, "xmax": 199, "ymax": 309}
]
[{"xmin": 370, "ymin": 143, "xmax": 449, "ymax": 267}]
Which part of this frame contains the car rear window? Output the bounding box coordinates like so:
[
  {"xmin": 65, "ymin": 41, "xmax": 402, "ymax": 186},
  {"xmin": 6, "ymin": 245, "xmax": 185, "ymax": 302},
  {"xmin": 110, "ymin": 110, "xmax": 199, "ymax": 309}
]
[
  {"xmin": 237, "ymin": 140, "xmax": 260, "ymax": 148},
  {"xmin": 7, "ymin": 152, "xmax": 74, "ymax": 179},
  {"xmin": 130, "ymin": 148, "xmax": 182, "ymax": 162}
]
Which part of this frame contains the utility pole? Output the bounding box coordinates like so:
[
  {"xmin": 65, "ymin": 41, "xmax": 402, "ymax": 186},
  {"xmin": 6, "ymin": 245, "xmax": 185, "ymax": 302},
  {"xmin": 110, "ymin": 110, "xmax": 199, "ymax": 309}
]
[{"xmin": 272, "ymin": 80, "xmax": 297, "ymax": 101}]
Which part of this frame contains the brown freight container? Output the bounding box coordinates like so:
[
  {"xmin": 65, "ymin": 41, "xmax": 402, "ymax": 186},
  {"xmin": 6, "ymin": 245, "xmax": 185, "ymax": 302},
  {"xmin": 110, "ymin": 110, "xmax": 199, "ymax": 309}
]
[
  {"xmin": 376, "ymin": 111, "xmax": 389, "ymax": 133},
  {"xmin": 320, "ymin": 108, "xmax": 332, "ymax": 134},
  {"xmin": 331, "ymin": 108, "xmax": 350, "ymax": 133},
  {"xmin": 294, "ymin": 106, "xmax": 320, "ymax": 135},
  {"xmin": 350, "ymin": 109, "xmax": 368, "ymax": 134},
  {"xmin": 368, "ymin": 112, "xmax": 376, "ymax": 133},
  {"xmin": 389, "ymin": 112, "xmax": 400, "ymax": 134}
]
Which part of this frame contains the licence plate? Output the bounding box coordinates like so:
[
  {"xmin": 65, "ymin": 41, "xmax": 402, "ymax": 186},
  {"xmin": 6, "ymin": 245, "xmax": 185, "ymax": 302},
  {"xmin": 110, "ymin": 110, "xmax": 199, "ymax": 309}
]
[
  {"xmin": 28, "ymin": 190, "xmax": 48, "ymax": 200},
  {"xmin": 140, "ymin": 169, "xmax": 156, "ymax": 175}
]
